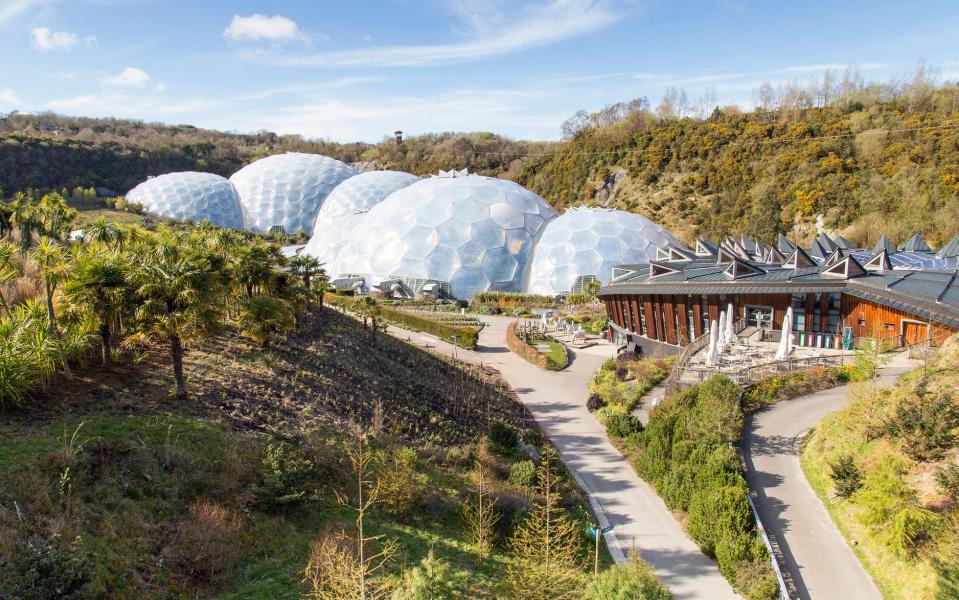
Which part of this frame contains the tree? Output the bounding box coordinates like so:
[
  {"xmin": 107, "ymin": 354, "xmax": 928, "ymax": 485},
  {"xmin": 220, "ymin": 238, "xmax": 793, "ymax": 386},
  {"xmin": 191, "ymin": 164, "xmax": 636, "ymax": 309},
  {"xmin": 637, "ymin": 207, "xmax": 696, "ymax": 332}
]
[
  {"xmin": 391, "ymin": 550, "xmax": 456, "ymax": 600},
  {"xmin": 305, "ymin": 437, "xmax": 399, "ymax": 600},
  {"xmin": 9, "ymin": 192, "xmax": 37, "ymax": 249},
  {"xmin": 36, "ymin": 193, "xmax": 77, "ymax": 240},
  {"xmin": 462, "ymin": 443, "xmax": 500, "ymax": 558},
  {"xmin": 0, "ymin": 240, "xmax": 20, "ymax": 315},
  {"xmin": 355, "ymin": 297, "xmax": 381, "ymax": 338},
  {"xmin": 232, "ymin": 242, "xmax": 282, "ymax": 298},
  {"xmin": 584, "ymin": 552, "xmax": 672, "ymax": 600},
  {"xmin": 131, "ymin": 235, "xmax": 223, "ymax": 397},
  {"xmin": 63, "ymin": 251, "xmax": 128, "ymax": 368},
  {"xmin": 507, "ymin": 445, "xmax": 586, "ymax": 600},
  {"xmin": 239, "ymin": 296, "xmax": 294, "ymax": 348},
  {"xmin": 290, "ymin": 254, "xmax": 322, "ymax": 294},
  {"xmin": 84, "ymin": 217, "xmax": 124, "ymax": 249},
  {"xmin": 31, "ymin": 237, "xmax": 73, "ymax": 341}
]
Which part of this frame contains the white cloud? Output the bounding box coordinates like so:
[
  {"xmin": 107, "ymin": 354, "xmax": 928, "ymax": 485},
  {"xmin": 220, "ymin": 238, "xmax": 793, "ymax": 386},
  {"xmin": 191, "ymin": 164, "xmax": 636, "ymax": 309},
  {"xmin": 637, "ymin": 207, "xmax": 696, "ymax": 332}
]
[
  {"xmin": 256, "ymin": 0, "xmax": 622, "ymax": 67},
  {"xmin": 103, "ymin": 67, "xmax": 151, "ymax": 88},
  {"xmin": 0, "ymin": 89, "xmax": 20, "ymax": 107},
  {"xmin": 223, "ymin": 14, "xmax": 306, "ymax": 42},
  {"xmin": 0, "ymin": 0, "xmax": 52, "ymax": 27},
  {"xmin": 31, "ymin": 26, "xmax": 96, "ymax": 50}
]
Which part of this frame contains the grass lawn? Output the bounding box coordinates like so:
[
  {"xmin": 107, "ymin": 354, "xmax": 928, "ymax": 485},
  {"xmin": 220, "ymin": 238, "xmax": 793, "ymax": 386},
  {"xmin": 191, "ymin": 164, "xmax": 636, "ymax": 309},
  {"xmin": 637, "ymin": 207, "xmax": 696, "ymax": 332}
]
[
  {"xmin": 541, "ymin": 339, "xmax": 569, "ymax": 371},
  {"xmin": 73, "ymin": 207, "xmax": 146, "ymax": 227}
]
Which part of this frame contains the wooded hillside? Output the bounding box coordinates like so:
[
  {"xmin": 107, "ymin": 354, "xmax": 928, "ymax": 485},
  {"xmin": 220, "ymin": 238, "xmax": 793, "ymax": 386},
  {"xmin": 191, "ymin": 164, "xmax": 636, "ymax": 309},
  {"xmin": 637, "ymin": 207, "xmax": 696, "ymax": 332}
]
[{"xmin": 3, "ymin": 68, "xmax": 958, "ymax": 246}]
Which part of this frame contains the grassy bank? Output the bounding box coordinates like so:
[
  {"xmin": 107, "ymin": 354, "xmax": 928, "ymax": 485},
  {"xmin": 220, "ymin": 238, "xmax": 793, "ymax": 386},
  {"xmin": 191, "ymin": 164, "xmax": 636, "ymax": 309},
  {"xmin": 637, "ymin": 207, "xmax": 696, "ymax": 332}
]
[{"xmin": 800, "ymin": 337, "xmax": 959, "ymax": 599}]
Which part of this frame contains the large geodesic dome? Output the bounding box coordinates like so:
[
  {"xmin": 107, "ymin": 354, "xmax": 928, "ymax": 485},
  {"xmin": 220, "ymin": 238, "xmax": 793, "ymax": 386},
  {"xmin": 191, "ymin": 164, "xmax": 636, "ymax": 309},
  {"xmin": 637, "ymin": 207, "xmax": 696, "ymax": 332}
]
[
  {"xmin": 332, "ymin": 174, "xmax": 558, "ymax": 299},
  {"xmin": 126, "ymin": 171, "xmax": 244, "ymax": 229},
  {"xmin": 230, "ymin": 152, "xmax": 357, "ymax": 234},
  {"xmin": 524, "ymin": 206, "xmax": 682, "ymax": 295},
  {"xmin": 303, "ymin": 170, "xmax": 420, "ymax": 265}
]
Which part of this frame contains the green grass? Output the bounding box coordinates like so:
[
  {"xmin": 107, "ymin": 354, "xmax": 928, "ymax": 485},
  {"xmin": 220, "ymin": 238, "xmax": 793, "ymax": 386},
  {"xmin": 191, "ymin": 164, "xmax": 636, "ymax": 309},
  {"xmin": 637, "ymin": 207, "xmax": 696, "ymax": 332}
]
[
  {"xmin": 541, "ymin": 340, "xmax": 569, "ymax": 371},
  {"xmin": 72, "ymin": 207, "xmax": 146, "ymax": 227}
]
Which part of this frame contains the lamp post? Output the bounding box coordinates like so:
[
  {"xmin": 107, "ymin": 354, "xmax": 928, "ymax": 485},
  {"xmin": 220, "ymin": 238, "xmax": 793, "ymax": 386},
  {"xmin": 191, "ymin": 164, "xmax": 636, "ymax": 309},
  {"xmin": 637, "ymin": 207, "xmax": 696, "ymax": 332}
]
[{"xmin": 451, "ymin": 334, "xmax": 459, "ymax": 360}]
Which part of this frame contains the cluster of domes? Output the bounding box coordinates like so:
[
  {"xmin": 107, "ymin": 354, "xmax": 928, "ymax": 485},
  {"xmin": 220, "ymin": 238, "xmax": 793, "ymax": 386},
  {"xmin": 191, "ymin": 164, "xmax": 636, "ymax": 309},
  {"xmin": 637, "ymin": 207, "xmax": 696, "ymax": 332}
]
[
  {"xmin": 332, "ymin": 174, "xmax": 557, "ymax": 300},
  {"xmin": 127, "ymin": 154, "xmax": 683, "ymax": 299}
]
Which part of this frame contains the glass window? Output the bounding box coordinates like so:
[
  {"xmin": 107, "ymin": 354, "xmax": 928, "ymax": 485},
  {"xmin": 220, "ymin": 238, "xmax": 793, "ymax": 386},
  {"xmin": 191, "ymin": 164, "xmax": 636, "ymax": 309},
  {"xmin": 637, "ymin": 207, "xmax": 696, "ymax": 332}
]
[
  {"xmin": 813, "ymin": 293, "xmax": 822, "ymax": 332},
  {"xmin": 674, "ymin": 301, "xmax": 682, "ymax": 344},
  {"xmin": 826, "ymin": 292, "xmax": 841, "ymax": 333},
  {"xmin": 639, "ymin": 300, "xmax": 647, "ymax": 336},
  {"xmin": 791, "ymin": 294, "xmax": 806, "ymax": 331},
  {"xmin": 700, "ymin": 296, "xmax": 709, "ymax": 333},
  {"xmin": 687, "ymin": 297, "xmax": 696, "ymax": 342}
]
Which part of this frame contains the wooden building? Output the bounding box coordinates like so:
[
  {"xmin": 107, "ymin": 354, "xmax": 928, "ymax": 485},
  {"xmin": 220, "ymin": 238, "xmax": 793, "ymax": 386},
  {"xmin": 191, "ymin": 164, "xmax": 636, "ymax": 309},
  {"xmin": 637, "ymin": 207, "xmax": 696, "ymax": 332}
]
[{"xmin": 600, "ymin": 234, "xmax": 959, "ymax": 356}]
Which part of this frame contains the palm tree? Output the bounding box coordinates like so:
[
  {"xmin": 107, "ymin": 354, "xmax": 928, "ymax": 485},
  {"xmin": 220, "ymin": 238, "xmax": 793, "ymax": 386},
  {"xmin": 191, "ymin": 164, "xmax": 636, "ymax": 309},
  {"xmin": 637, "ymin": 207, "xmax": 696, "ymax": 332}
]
[
  {"xmin": 63, "ymin": 252, "xmax": 128, "ymax": 368},
  {"xmin": 0, "ymin": 240, "xmax": 20, "ymax": 316},
  {"xmin": 289, "ymin": 255, "xmax": 322, "ymax": 291},
  {"xmin": 37, "ymin": 193, "xmax": 77, "ymax": 241},
  {"xmin": 232, "ymin": 242, "xmax": 282, "ymax": 298},
  {"xmin": 239, "ymin": 296, "xmax": 294, "ymax": 348},
  {"xmin": 10, "ymin": 193, "xmax": 37, "ymax": 249},
  {"xmin": 85, "ymin": 217, "xmax": 124, "ymax": 249},
  {"xmin": 355, "ymin": 296, "xmax": 381, "ymax": 342},
  {"xmin": 31, "ymin": 238, "xmax": 72, "ymax": 334},
  {"xmin": 132, "ymin": 241, "xmax": 223, "ymax": 398}
]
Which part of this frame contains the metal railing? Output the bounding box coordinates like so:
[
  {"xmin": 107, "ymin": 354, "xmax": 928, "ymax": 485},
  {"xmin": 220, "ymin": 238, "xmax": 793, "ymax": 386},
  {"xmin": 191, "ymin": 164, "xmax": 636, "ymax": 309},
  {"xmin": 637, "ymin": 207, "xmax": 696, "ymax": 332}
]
[
  {"xmin": 664, "ymin": 318, "xmax": 747, "ymax": 393},
  {"xmin": 675, "ymin": 353, "xmax": 845, "ymax": 386},
  {"xmin": 746, "ymin": 492, "xmax": 791, "ymax": 600}
]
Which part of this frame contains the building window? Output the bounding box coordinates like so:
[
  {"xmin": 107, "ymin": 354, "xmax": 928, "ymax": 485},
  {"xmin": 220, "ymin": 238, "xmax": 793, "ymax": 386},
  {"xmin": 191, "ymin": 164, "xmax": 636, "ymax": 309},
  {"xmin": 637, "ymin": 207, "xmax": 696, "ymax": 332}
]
[
  {"xmin": 826, "ymin": 292, "xmax": 841, "ymax": 334},
  {"xmin": 659, "ymin": 301, "xmax": 668, "ymax": 342},
  {"xmin": 812, "ymin": 293, "xmax": 822, "ymax": 332},
  {"xmin": 700, "ymin": 296, "xmax": 709, "ymax": 333},
  {"xmin": 674, "ymin": 301, "xmax": 682, "ymax": 345},
  {"xmin": 639, "ymin": 301, "xmax": 647, "ymax": 336},
  {"xmin": 791, "ymin": 294, "xmax": 806, "ymax": 331},
  {"xmin": 687, "ymin": 298, "xmax": 696, "ymax": 342}
]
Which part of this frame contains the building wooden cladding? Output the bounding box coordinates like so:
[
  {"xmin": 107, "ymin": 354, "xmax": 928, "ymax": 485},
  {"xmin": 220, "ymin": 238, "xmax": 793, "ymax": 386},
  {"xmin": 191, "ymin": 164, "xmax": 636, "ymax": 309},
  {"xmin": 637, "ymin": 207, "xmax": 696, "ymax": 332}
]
[{"xmin": 604, "ymin": 291, "xmax": 958, "ymax": 347}]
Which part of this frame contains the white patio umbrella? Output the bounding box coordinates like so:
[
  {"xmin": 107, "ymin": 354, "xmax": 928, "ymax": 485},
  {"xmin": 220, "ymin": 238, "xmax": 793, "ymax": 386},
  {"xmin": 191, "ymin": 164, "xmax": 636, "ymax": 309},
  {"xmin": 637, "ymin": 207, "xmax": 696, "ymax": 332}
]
[
  {"xmin": 774, "ymin": 307, "xmax": 794, "ymax": 360},
  {"xmin": 726, "ymin": 303, "xmax": 735, "ymax": 347},
  {"xmin": 716, "ymin": 310, "xmax": 727, "ymax": 352},
  {"xmin": 705, "ymin": 320, "xmax": 719, "ymax": 367}
]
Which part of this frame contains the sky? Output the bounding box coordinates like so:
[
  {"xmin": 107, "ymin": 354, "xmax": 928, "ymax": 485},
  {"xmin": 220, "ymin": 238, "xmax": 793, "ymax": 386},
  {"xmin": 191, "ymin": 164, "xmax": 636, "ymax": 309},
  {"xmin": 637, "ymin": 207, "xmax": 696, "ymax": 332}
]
[{"xmin": 0, "ymin": 0, "xmax": 958, "ymax": 142}]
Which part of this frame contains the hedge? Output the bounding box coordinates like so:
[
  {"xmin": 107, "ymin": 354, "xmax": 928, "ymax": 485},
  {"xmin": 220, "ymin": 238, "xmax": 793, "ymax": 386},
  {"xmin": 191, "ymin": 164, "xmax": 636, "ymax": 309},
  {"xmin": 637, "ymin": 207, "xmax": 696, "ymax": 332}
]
[
  {"xmin": 506, "ymin": 321, "xmax": 549, "ymax": 369},
  {"xmin": 324, "ymin": 293, "xmax": 479, "ymax": 349}
]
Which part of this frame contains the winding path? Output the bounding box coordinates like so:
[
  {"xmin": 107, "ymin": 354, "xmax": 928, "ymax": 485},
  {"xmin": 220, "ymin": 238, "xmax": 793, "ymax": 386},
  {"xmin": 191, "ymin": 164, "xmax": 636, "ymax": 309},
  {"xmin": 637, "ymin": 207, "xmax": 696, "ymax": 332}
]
[
  {"xmin": 390, "ymin": 315, "xmax": 737, "ymax": 599},
  {"xmin": 742, "ymin": 354, "xmax": 916, "ymax": 599}
]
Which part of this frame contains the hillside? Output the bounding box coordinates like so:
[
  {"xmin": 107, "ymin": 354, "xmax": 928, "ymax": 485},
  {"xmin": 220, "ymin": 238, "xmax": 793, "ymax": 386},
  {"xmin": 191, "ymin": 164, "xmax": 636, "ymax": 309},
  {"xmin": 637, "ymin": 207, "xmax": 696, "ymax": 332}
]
[
  {"xmin": 801, "ymin": 336, "xmax": 959, "ymax": 599},
  {"xmin": 4, "ymin": 74, "xmax": 958, "ymax": 246},
  {"xmin": 514, "ymin": 83, "xmax": 959, "ymax": 247}
]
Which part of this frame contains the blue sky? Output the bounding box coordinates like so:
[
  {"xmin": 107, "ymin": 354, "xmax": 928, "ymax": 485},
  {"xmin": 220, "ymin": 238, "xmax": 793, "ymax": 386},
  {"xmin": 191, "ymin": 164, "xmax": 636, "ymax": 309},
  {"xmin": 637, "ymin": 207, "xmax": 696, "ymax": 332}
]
[{"xmin": 1, "ymin": 0, "xmax": 957, "ymax": 142}]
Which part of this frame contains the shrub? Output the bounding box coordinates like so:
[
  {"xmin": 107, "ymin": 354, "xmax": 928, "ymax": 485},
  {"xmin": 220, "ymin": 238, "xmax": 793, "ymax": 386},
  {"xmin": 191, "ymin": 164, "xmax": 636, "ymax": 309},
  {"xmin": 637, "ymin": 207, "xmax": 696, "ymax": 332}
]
[
  {"xmin": 522, "ymin": 428, "xmax": 544, "ymax": 447},
  {"xmin": 2, "ymin": 535, "xmax": 91, "ymax": 600},
  {"xmin": 174, "ymin": 499, "xmax": 243, "ymax": 581},
  {"xmin": 687, "ymin": 484, "xmax": 753, "ymax": 558},
  {"xmin": 509, "ymin": 460, "xmax": 537, "ymax": 487},
  {"xmin": 828, "ymin": 454, "xmax": 863, "ymax": 499},
  {"xmin": 690, "ymin": 376, "xmax": 742, "ymax": 444},
  {"xmin": 392, "ymin": 550, "xmax": 457, "ymax": 600},
  {"xmin": 583, "ymin": 554, "xmax": 672, "ymax": 599},
  {"xmin": 489, "ymin": 420, "xmax": 518, "ymax": 451},
  {"xmin": 606, "ymin": 414, "xmax": 642, "ymax": 438},
  {"xmin": 885, "ymin": 395, "xmax": 959, "ymax": 461},
  {"xmin": 506, "ymin": 321, "xmax": 549, "ymax": 369},
  {"xmin": 937, "ymin": 463, "xmax": 959, "ymax": 501},
  {"xmin": 376, "ymin": 447, "xmax": 426, "ymax": 517},
  {"xmin": 587, "ymin": 393, "xmax": 606, "ymax": 412},
  {"xmin": 933, "ymin": 552, "xmax": 959, "ymax": 600},
  {"xmin": 257, "ymin": 442, "xmax": 314, "ymax": 510},
  {"xmin": 886, "ymin": 506, "xmax": 940, "ymax": 556}
]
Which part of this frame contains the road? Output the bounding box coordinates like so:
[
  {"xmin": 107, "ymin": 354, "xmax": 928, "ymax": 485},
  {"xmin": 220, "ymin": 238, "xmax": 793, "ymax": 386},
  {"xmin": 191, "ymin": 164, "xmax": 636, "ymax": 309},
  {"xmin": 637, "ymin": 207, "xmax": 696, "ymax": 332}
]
[
  {"xmin": 742, "ymin": 354, "xmax": 916, "ymax": 599},
  {"xmin": 389, "ymin": 314, "xmax": 738, "ymax": 599}
]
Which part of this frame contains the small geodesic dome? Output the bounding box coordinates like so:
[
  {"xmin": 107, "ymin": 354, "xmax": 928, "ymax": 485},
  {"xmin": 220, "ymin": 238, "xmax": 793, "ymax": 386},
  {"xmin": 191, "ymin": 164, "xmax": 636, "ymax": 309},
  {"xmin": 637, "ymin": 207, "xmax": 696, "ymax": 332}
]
[
  {"xmin": 126, "ymin": 171, "xmax": 244, "ymax": 229},
  {"xmin": 303, "ymin": 170, "xmax": 420, "ymax": 265},
  {"xmin": 524, "ymin": 206, "xmax": 682, "ymax": 295},
  {"xmin": 332, "ymin": 174, "xmax": 557, "ymax": 299},
  {"xmin": 229, "ymin": 152, "xmax": 357, "ymax": 233}
]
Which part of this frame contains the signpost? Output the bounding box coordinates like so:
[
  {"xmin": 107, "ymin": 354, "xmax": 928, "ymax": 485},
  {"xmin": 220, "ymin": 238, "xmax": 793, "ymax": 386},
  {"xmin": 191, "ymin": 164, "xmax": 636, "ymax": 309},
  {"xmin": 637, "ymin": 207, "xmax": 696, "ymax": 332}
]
[{"xmin": 587, "ymin": 523, "xmax": 615, "ymax": 575}]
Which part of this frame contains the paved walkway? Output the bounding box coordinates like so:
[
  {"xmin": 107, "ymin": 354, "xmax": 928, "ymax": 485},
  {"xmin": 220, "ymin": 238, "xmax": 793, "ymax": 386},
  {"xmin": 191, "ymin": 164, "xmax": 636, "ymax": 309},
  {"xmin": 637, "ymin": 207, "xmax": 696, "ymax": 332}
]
[
  {"xmin": 742, "ymin": 353, "xmax": 917, "ymax": 600},
  {"xmin": 388, "ymin": 315, "xmax": 737, "ymax": 599}
]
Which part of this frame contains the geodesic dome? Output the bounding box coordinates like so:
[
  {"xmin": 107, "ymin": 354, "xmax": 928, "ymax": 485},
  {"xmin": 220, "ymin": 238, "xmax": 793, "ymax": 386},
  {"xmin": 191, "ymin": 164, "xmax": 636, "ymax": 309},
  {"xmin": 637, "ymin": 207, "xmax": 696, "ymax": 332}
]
[
  {"xmin": 332, "ymin": 174, "xmax": 558, "ymax": 299},
  {"xmin": 303, "ymin": 170, "xmax": 420, "ymax": 265},
  {"xmin": 126, "ymin": 171, "xmax": 244, "ymax": 229},
  {"xmin": 524, "ymin": 207, "xmax": 682, "ymax": 295},
  {"xmin": 230, "ymin": 152, "xmax": 357, "ymax": 234}
]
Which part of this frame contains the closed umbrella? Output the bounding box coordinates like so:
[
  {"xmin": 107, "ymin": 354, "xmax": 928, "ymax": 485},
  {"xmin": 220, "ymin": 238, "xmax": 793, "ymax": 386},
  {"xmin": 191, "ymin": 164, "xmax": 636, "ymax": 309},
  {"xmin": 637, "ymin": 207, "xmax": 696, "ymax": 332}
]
[
  {"xmin": 775, "ymin": 307, "xmax": 793, "ymax": 360},
  {"xmin": 705, "ymin": 320, "xmax": 719, "ymax": 367},
  {"xmin": 716, "ymin": 310, "xmax": 727, "ymax": 352},
  {"xmin": 726, "ymin": 303, "xmax": 735, "ymax": 347}
]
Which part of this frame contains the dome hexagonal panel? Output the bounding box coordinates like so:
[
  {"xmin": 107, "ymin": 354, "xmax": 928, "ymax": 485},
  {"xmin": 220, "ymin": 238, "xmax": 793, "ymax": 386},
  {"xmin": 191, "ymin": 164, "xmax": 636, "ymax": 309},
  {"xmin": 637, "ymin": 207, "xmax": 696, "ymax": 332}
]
[
  {"xmin": 333, "ymin": 174, "xmax": 557, "ymax": 299},
  {"xmin": 126, "ymin": 171, "xmax": 244, "ymax": 229},
  {"xmin": 303, "ymin": 170, "xmax": 419, "ymax": 265},
  {"xmin": 230, "ymin": 152, "xmax": 357, "ymax": 234},
  {"xmin": 524, "ymin": 207, "xmax": 683, "ymax": 295}
]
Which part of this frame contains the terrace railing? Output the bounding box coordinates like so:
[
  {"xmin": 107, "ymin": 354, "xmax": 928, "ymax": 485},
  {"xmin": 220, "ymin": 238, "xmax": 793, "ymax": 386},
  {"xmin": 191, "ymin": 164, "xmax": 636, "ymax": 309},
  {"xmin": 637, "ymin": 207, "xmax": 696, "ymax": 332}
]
[
  {"xmin": 676, "ymin": 353, "xmax": 845, "ymax": 386},
  {"xmin": 664, "ymin": 318, "xmax": 746, "ymax": 394}
]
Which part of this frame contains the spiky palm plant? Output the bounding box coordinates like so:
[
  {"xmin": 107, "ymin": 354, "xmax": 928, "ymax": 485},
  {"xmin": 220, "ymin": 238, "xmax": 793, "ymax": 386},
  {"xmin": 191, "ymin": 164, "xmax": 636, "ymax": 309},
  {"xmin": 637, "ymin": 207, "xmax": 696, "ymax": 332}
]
[{"xmin": 63, "ymin": 251, "xmax": 129, "ymax": 368}]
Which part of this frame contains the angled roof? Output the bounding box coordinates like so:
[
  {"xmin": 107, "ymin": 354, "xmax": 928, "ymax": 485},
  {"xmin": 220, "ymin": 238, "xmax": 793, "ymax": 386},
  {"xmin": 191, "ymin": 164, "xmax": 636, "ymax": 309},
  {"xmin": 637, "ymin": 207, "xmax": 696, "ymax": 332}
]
[
  {"xmin": 873, "ymin": 235, "xmax": 897, "ymax": 254},
  {"xmin": 899, "ymin": 233, "xmax": 932, "ymax": 253},
  {"xmin": 938, "ymin": 236, "xmax": 959, "ymax": 259}
]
